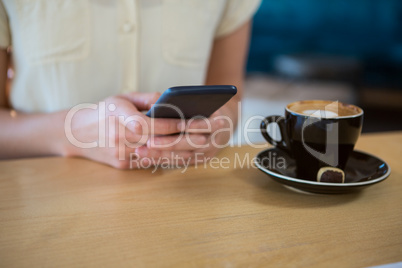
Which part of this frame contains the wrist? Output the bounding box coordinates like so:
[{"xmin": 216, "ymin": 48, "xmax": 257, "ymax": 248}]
[{"xmin": 52, "ymin": 109, "xmax": 80, "ymax": 158}]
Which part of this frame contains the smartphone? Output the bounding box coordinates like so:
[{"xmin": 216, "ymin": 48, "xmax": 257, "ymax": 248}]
[{"xmin": 146, "ymin": 85, "xmax": 237, "ymax": 119}]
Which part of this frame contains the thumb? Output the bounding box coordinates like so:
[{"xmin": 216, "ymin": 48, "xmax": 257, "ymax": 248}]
[{"xmin": 120, "ymin": 92, "xmax": 161, "ymax": 111}]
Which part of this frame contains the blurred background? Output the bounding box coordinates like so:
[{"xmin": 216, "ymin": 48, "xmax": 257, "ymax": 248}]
[{"xmin": 238, "ymin": 0, "xmax": 402, "ymax": 144}]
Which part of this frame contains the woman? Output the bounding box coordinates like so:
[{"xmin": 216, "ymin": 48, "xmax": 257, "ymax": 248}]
[{"xmin": 0, "ymin": 0, "xmax": 260, "ymax": 168}]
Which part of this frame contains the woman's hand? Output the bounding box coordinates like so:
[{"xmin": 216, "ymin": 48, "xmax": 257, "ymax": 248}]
[
  {"xmin": 65, "ymin": 91, "xmax": 237, "ymax": 169},
  {"xmin": 140, "ymin": 103, "xmax": 236, "ymax": 167},
  {"xmin": 65, "ymin": 92, "xmax": 189, "ymax": 169}
]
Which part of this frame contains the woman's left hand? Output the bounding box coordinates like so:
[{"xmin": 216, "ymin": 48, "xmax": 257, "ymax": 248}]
[{"xmin": 134, "ymin": 104, "xmax": 237, "ymax": 167}]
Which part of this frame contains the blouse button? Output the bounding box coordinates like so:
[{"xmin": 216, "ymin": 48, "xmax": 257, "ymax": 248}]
[{"xmin": 122, "ymin": 22, "xmax": 134, "ymax": 33}]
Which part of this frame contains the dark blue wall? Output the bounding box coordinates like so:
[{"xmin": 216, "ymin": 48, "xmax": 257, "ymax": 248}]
[{"xmin": 247, "ymin": 0, "xmax": 402, "ymax": 87}]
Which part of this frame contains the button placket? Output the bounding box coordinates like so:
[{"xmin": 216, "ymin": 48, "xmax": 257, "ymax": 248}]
[
  {"xmin": 122, "ymin": 22, "xmax": 134, "ymax": 33},
  {"xmin": 118, "ymin": 0, "xmax": 139, "ymax": 93}
]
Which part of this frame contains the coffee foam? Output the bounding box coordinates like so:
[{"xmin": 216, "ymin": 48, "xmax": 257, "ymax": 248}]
[
  {"xmin": 302, "ymin": 109, "xmax": 338, "ymax": 118},
  {"xmin": 287, "ymin": 100, "xmax": 362, "ymax": 118}
]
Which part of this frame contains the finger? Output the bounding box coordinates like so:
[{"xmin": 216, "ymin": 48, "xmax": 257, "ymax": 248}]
[
  {"xmin": 118, "ymin": 92, "xmax": 161, "ymax": 111},
  {"xmin": 183, "ymin": 117, "xmax": 226, "ymax": 134},
  {"xmin": 148, "ymin": 118, "xmax": 185, "ymax": 135},
  {"xmin": 105, "ymin": 96, "xmax": 183, "ymax": 136},
  {"xmin": 122, "ymin": 127, "xmax": 148, "ymax": 147},
  {"xmin": 147, "ymin": 134, "xmax": 208, "ymax": 151},
  {"xmin": 120, "ymin": 113, "xmax": 183, "ymax": 136}
]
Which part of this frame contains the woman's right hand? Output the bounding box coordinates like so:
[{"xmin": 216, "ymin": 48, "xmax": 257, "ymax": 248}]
[{"xmin": 64, "ymin": 92, "xmax": 191, "ymax": 169}]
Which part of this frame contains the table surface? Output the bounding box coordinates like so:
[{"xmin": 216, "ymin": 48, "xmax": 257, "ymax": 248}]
[{"xmin": 1, "ymin": 132, "xmax": 402, "ymax": 267}]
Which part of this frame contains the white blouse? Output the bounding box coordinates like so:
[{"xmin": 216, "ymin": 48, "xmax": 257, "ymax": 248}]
[{"xmin": 0, "ymin": 0, "xmax": 260, "ymax": 113}]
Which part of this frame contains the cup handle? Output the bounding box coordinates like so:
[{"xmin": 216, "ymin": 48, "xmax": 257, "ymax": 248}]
[{"xmin": 260, "ymin": 115, "xmax": 291, "ymax": 153}]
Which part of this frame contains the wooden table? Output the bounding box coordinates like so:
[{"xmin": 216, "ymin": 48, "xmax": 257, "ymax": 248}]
[{"xmin": 1, "ymin": 132, "xmax": 402, "ymax": 267}]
